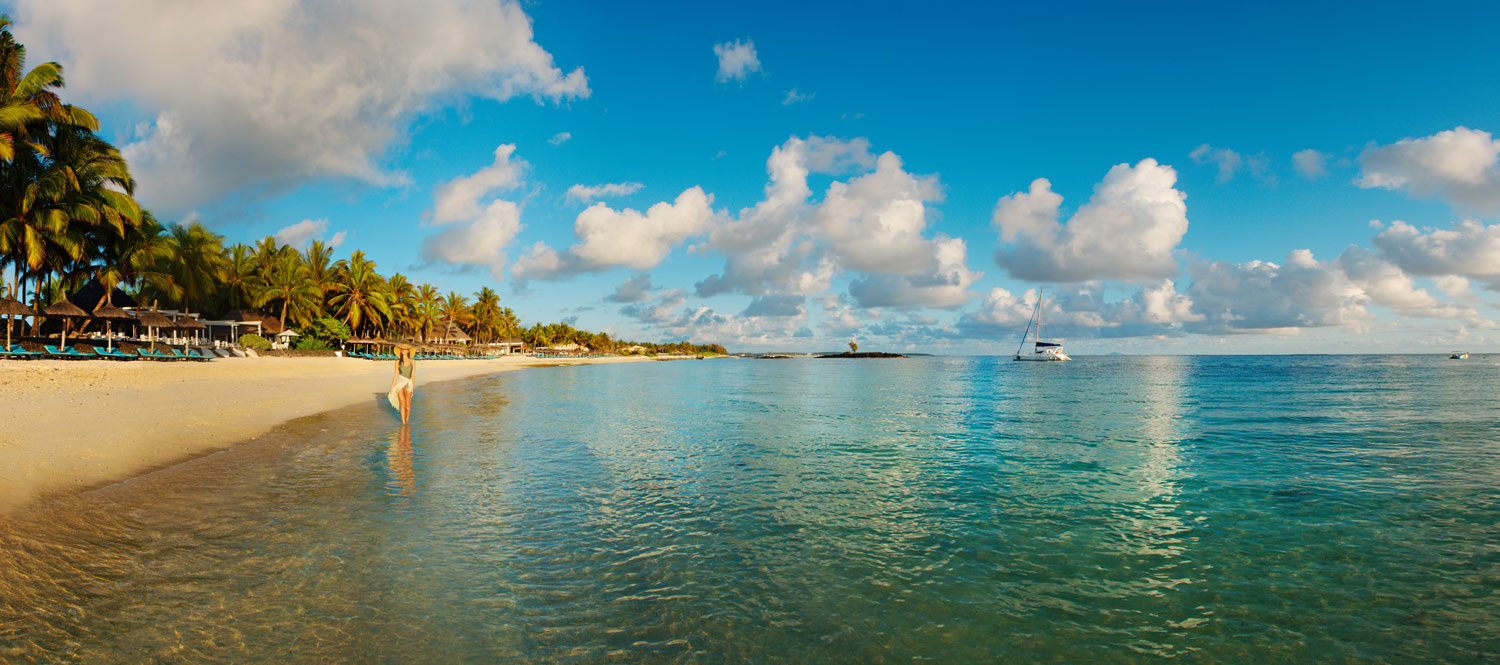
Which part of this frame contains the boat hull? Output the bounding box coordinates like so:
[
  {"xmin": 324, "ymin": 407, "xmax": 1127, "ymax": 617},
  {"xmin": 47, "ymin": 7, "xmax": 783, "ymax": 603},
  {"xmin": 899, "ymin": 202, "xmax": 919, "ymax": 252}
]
[{"xmin": 1014, "ymin": 352, "xmax": 1071, "ymax": 362}]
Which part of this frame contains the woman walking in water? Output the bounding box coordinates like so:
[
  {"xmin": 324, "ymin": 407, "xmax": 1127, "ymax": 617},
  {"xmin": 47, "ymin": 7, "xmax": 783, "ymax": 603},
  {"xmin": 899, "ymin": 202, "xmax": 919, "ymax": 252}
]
[{"xmin": 389, "ymin": 346, "xmax": 416, "ymax": 424}]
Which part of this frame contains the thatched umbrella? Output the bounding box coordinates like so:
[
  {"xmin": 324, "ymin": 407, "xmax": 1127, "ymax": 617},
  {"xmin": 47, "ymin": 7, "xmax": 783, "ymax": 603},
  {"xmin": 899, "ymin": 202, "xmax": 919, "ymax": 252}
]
[
  {"xmin": 91, "ymin": 302, "xmax": 132, "ymax": 352},
  {"xmin": 135, "ymin": 310, "xmax": 174, "ymax": 351},
  {"xmin": 0, "ymin": 296, "xmax": 29, "ymax": 348},
  {"xmin": 43, "ymin": 301, "xmax": 88, "ymax": 348},
  {"xmin": 173, "ymin": 314, "xmax": 206, "ymax": 352}
]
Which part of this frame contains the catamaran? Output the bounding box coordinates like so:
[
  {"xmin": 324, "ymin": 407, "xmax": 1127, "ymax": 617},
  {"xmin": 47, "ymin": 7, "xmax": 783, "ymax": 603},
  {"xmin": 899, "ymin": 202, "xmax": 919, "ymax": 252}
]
[
  {"xmin": 1449, "ymin": 351, "xmax": 1469, "ymax": 359},
  {"xmin": 1014, "ymin": 288, "xmax": 1071, "ymax": 362}
]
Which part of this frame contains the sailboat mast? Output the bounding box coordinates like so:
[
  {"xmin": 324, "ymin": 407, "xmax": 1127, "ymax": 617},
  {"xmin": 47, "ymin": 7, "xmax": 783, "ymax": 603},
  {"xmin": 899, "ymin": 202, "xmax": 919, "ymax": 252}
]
[{"xmin": 1037, "ymin": 287, "xmax": 1043, "ymax": 345}]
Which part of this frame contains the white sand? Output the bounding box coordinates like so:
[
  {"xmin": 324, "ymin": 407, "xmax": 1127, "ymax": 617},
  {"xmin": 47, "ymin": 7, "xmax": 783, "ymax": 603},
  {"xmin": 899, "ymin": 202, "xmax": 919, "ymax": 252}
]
[{"xmin": 0, "ymin": 354, "xmax": 652, "ymax": 513}]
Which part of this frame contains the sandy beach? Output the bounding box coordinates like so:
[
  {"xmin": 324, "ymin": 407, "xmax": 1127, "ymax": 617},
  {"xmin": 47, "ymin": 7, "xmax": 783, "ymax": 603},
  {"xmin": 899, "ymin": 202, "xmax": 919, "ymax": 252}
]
[{"xmin": 0, "ymin": 354, "xmax": 651, "ymax": 514}]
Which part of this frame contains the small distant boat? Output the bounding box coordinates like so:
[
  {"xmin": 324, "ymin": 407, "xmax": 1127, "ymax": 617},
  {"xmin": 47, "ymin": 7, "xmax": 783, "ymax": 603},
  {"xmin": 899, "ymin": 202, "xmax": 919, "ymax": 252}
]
[
  {"xmin": 1449, "ymin": 351, "xmax": 1469, "ymax": 359},
  {"xmin": 1014, "ymin": 288, "xmax": 1071, "ymax": 362}
]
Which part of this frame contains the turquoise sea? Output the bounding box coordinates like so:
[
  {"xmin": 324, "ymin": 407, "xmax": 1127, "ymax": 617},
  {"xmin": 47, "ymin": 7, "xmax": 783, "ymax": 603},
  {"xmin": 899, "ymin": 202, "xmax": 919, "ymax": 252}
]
[{"xmin": 2, "ymin": 355, "xmax": 1498, "ymax": 663}]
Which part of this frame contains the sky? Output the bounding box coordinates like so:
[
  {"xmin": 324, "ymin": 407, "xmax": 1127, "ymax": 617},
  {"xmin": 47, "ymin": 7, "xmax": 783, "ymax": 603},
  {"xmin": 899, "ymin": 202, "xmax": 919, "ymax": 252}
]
[{"xmin": 10, "ymin": 1, "xmax": 1500, "ymax": 353}]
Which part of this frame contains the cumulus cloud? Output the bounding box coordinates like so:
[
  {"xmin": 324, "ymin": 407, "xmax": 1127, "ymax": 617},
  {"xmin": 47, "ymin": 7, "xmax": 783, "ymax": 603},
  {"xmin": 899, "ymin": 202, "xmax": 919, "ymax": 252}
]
[
  {"xmin": 1357, "ymin": 126, "xmax": 1500, "ymax": 215},
  {"xmin": 956, "ymin": 281, "xmax": 1200, "ymax": 340},
  {"xmin": 993, "ymin": 159, "xmax": 1188, "ymax": 283},
  {"xmin": 696, "ymin": 136, "xmax": 872, "ymax": 298},
  {"xmin": 698, "ymin": 135, "xmax": 978, "ymax": 309},
  {"xmin": 274, "ymin": 218, "xmax": 334, "ymax": 249},
  {"xmin": 1184, "ymin": 250, "xmax": 1368, "ymax": 333},
  {"xmin": 420, "ymin": 145, "xmax": 528, "ymax": 276},
  {"xmin": 328, "ymin": 230, "xmax": 347, "ymax": 248},
  {"xmin": 15, "ymin": 0, "xmax": 587, "ymax": 216},
  {"xmin": 741, "ymin": 294, "xmax": 806, "ymax": 318},
  {"xmin": 605, "ymin": 274, "xmax": 656, "ymax": 303},
  {"xmin": 419, "ymin": 200, "xmax": 523, "ymax": 278},
  {"xmin": 1370, "ymin": 219, "xmax": 1500, "ymax": 282},
  {"xmin": 713, "ymin": 39, "xmax": 761, "ymax": 82},
  {"xmin": 782, "ymin": 88, "xmax": 814, "ymax": 105},
  {"xmin": 1293, "ymin": 149, "xmax": 1328, "ymax": 179},
  {"xmin": 430, "ymin": 145, "xmax": 524, "ymax": 225},
  {"xmin": 1335, "ymin": 246, "xmax": 1485, "ymax": 322},
  {"xmin": 512, "ymin": 187, "xmax": 719, "ymax": 282},
  {"xmin": 549, "ymin": 131, "xmax": 572, "ymax": 145},
  {"xmin": 566, "ymin": 182, "xmax": 644, "ymax": 204}
]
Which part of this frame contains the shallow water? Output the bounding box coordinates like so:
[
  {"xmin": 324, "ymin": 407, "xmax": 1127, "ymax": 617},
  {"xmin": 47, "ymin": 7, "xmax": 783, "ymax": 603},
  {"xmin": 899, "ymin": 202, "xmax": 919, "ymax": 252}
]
[{"xmin": 2, "ymin": 356, "xmax": 1498, "ymax": 663}]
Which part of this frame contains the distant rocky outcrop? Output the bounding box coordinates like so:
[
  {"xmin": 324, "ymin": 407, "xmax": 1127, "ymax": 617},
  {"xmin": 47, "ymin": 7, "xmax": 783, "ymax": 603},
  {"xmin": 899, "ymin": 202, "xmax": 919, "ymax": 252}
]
[{"xmin": 816, "ymin": 352, "xmax": 907, "ymax": 359}]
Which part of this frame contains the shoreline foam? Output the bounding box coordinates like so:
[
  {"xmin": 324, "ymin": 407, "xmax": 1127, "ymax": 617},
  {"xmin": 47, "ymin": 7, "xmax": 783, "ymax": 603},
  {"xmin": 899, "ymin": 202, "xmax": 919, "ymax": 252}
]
[{"xmin": 0, "ymin": 355, "xmax": 652, "ymax": 514}]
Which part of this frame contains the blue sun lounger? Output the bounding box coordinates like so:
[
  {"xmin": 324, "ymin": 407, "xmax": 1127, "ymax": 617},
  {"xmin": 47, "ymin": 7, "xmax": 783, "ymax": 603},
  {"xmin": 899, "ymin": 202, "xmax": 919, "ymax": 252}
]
[
  {"xmin": 2, "ymin": 344, "xmax": 42, "ymax": 358},
  {"xmin": 94, "ymin": 347, "xmax": 137, "ymax": 360},
  {"xmin": 135, "ymin": 347, "xmax": 175, "ymax": 360},
  {"xmin": 44, "ymin": 345, "xmax": 95, "ymax": 359}
]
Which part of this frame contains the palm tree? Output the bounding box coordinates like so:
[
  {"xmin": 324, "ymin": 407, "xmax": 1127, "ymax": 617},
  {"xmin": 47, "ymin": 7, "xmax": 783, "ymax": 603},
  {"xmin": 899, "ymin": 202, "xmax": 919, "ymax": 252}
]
[
  {"xmin": 440, "ymin": 291, "xmax": 472, "ymax": 338},
  {"xmin": 328, "ymin": 250, "xmax": 390, "ymax": 335},
  {"xmin": 260, "ymin": 250, "xmax": 320, "ymax": 327},
  {"xmin": 152, "ymin": 222, "xmax": 227, "ymax": 311},
  {"xmin": 220, "ymin": 243, "xmax": 263, "ymax": 310},
  {"xmin": 471, "ymin": 287, "xmax": 500, "ymax": 343},
  {"xmin": 386, "ymin": 273, "xmax": 416, "ymax": 338},
  {"xmin": 302, "ymin": 239, "xmax": 336, "ymax": 311},
  {"xmin": 413, "ymin": 283, "xmax": 442, "ymax": 341}
]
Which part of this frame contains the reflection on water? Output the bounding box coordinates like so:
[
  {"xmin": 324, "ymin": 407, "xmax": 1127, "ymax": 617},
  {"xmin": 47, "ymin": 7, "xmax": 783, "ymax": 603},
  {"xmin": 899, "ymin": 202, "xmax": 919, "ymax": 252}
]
[{"xmin": 2, "ymin": 356, "xmax": 1499, "ymax": 663}]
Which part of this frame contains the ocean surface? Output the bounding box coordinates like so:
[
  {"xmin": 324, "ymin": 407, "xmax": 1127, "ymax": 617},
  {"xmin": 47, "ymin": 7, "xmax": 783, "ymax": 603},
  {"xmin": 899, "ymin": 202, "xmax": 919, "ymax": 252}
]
[{"xmin": 2, "ymin": 355, "xmax": 1498, "ymax": 663}]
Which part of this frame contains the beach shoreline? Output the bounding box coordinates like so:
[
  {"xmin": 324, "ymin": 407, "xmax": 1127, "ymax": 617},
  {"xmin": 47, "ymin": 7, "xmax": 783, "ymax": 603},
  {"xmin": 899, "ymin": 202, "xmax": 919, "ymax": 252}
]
[{"xmin": 0, "ymin": 354, "xmax": 654, "ymax": 515}]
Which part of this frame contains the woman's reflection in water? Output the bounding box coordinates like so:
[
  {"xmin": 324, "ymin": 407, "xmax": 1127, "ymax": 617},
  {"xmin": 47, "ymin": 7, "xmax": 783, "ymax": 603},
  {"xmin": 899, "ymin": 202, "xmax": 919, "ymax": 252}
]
[{"xmin": 387, "ymin": 425, "xmax": 416, "ymax": 497}]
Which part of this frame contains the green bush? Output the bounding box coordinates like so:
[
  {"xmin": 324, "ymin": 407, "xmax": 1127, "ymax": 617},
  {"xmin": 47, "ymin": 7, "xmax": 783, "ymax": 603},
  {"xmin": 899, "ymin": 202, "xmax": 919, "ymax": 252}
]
[
  {"xmin": 304, "ymin": 317, "xmax": 351, "ymax": 346},
  {"xmin": 239, "ymin": 333, "xmax": 271, "ymax": 350},
  {"xmin": 292, "ymin": 336, "xmax": 332, "ymax": 351}
]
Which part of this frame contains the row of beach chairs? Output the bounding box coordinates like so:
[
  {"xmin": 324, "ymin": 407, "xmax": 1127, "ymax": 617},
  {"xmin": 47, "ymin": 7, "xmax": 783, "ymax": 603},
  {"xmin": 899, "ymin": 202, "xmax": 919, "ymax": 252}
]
[
  {"xmin": 0, "ymin": 344, "xmax": 219, "ymax": 361},
  {"xmin": 346, "ymin": 351, "xmax": 504, "ymax": 361}
]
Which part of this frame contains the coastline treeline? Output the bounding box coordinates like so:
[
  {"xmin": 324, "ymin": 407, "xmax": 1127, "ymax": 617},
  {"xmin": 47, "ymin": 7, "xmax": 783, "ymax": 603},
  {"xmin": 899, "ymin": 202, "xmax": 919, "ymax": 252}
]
[{"xmin": 0, "ymin": 20, "xmax": 722, "ymax": 355}]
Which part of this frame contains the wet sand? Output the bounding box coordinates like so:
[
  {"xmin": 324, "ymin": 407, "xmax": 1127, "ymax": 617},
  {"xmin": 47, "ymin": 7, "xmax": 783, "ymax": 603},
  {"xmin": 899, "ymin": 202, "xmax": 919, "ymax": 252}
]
[{"xmin": 0, "ymin": 354, "xmax": 651, "ymax": 514}]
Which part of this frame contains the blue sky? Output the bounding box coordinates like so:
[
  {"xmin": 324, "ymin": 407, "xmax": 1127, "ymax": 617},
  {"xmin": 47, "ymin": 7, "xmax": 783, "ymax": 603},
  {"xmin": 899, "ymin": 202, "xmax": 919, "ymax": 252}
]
[{"xmin": 12, "ymin": 1, "xmax": 1500, "ymax": 352}]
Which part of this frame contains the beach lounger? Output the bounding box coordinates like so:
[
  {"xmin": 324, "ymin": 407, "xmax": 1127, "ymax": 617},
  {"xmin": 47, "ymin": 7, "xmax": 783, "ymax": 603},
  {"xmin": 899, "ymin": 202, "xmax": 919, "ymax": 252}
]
[
  {"xmin": 3, "ymin": 344, "xmax": 41, "ymax": 358},
  {"xmin": 213, "ymin": 348, "xmax": 234, "ymax": 358},
  {"xmin": 188, "ymin": 348, "xmax": 215, "ymax": 360},
  {"xmin": 135, "ymin": 348, "xmax": 174, "ymax": 360},
  {"xmin": 44, "ymin": 345, "xmax": 90, "ymax": 359},
  {"xmin": 94, "ymin": 347, "xmax": 136, "ymax": 360}
]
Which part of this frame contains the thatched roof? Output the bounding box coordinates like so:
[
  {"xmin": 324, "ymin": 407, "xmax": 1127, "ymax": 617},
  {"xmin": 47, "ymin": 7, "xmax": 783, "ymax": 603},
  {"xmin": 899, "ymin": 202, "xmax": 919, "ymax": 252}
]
[
  {"xmin": 221, "ymin": 310, "xmax": 264, "ymax": 322},
  {"xmin": 69, "ymin": 279, "xmax": 138, "ymax": 309},
  {"xmin": 173, "ymin": 315, "xmax": 206, "ymax": 329},
  {"xmin": 0, "ymin": 296, "xmax": 30, "ymax": 316},
  {"xmin": 258, "ymin": 315, "xmax": 285, "ymax": 334},
  {"xmin": 43, "ymin": 301, "xmax": 87, "ymax": 317},
  {"xmin": 135, "ymin": 310, "xmax": 175, "ymax": 328},
  {"xmin": 91, "ymin": 303, "xmax": 132, "ymax": 320},
  {"xmin": 440, "ymin": 321, "xmax": 471, "ymax": 342}
]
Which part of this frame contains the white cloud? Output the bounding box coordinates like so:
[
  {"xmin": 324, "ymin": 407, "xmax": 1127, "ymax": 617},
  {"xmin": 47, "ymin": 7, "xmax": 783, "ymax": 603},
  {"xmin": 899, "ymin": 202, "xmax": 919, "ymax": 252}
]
[
  {"xmin": 328, "ymin": 230, "xmax": 347, "ymax": 248},
  {"xmin": 549, "ymin": 131, "xmax": 572, "ymax": 145},
  {"xmin": 847, "ymin": 236, "xmax": 979, "ymax": 309},
  {"xmin": 713, "ymin": 39, "xmax": 761, "ymax": 82},
  {"xmin": 1335, "ymin": 246, "xmax": 1484, "ymax": 322},
  {"xmin": 512, "ymin": 187, "xmax": 719, "ymax": 282},
  {"xmin": 420, "ymin": 145, "xmax": 529, "ymax": 276},
  {"xmin": 1357, "ymin": 126, "xmax": 1500, "ymax": 215},
  {"xmin": 274, "ymin": 218, "xmax": 329, "ymax": 249},
  {"xmin": 1293, "ymin": 149, "xmax": 1328, "ymax": 179},
  {"xmin": 605, "ymin": 274, "xmax": 656, "ymax": 303},
  {"xmin": 16, "ymin": 0, "xmax": 587, "ymax": 216},
  {"xmin": 1370, "ymin": 219, "xmax": 1500, "ymax": 281},
  {"xmin": 430, "ymin": 144, "xmax": 525, "ymax": 225},
  {"xmin": 993, "ymin": 159, "xmax": 1188, "ymax": 283},
  {"xmin": 1190, "ymin": 144, "xmax": 1272, "ymax": 183},
  {"xmin": 956, "ymin": 281, "xmax": 1200, "ymax": 340},
  {"xmin": 1190, "ymin": 144, "xmax": 1243, "ymax": 182},
  {"xmin": 566, "ymin": 182, "xmax": 644, "ymax": 204},
  {"xmin": 782, "ymin": 88, "xmax": 814, "ymax": 105},
  {"xmin": 419, "ymin": 200, "xmax": 523, "ymax": 278},
  {"xmin": 1184, "ymin": 250, "xmax": 1369, "ymax": 333}
]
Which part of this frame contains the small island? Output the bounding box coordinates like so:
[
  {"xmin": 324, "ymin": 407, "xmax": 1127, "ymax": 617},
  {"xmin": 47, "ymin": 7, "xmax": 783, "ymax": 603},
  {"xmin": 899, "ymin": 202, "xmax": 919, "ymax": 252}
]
[{"xmin": 817, "ymin": 351, "xmax": 907, "ymax": 358}]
